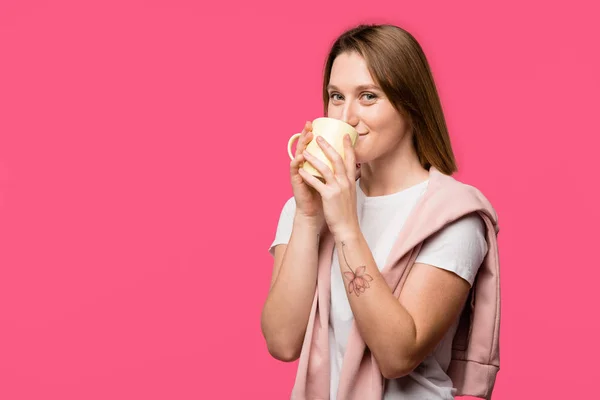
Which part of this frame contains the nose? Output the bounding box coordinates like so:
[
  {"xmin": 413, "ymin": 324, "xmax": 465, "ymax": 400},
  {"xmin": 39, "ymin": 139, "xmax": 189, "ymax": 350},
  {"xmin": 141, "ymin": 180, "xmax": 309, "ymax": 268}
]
[{"xmin": 341, "ymin": 102, "xmax": 360, "ymax": 128}]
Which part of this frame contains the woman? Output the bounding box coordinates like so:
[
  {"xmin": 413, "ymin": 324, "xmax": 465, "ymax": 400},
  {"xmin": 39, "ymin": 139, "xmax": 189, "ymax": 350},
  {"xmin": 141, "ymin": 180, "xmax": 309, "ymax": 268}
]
[{"xmin": 261, "ymin": 24, "xmax": 498, "ymax": 399}]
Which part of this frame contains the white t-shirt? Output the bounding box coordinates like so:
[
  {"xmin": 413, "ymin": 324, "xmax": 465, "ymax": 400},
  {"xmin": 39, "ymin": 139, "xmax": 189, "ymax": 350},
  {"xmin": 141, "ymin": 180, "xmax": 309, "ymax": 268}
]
[{"xmin": 269, "ymin": 179, "xmax": 488, "ymax": 399}]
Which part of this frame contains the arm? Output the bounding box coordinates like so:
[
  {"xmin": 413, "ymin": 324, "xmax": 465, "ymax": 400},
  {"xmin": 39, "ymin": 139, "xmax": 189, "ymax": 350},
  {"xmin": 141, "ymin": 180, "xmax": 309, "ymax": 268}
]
[
  {"xmin": 296, "ymin": 131, "xmax": 483, "ymax": 378},
  {"xmin": 334, "ymin": 229, "xmax": 470, "ymax": 379},
  {"xmin": 260, "ymin": 213, "xmax": 322, "ymax": 362}
]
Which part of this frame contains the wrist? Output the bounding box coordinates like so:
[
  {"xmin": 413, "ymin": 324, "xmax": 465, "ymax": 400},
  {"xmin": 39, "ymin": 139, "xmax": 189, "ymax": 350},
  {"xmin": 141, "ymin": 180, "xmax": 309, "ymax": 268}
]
[
  {"xmin": 331, "ymin": 222, "xmax": 362, "ymax": 243},
  {"xmin": 293, "ymin": 213, "xmax": 324, "ymax": 232}
]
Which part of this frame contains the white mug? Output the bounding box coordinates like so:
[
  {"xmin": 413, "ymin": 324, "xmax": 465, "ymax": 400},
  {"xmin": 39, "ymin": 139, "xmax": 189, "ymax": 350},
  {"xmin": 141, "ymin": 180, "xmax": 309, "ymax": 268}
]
[{"xmin": 287, "ymin": 117, "xmax": 358, "ymax": 180}]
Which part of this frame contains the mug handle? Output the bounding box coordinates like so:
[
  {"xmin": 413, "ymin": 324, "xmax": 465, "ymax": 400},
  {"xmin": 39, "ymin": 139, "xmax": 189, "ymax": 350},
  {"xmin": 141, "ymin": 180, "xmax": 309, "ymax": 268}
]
[{"xmin": 287, "ymin": 133, "xmax": 302, "ymax": 160}]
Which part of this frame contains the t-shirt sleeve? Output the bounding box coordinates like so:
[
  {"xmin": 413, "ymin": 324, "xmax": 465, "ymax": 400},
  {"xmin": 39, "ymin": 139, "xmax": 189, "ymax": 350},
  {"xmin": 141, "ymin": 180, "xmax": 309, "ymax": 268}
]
[
  {"xmin": 415, "ymin": 212, "xmax": 488, "ymax": 286},
  {"xmin": 268, "ymin": 196, "xmax": 297, "ymax": 256}
]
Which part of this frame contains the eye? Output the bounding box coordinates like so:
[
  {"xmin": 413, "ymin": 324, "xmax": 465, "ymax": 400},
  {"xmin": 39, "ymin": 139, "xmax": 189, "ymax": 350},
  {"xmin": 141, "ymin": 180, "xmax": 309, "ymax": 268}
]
[
  {"xmin": 329, "ymin": 92, "xmax": 344, "ymax": 103},
  {"xmin": 361, "ymin": 92, "xmax": 378, "ymax": 102}
]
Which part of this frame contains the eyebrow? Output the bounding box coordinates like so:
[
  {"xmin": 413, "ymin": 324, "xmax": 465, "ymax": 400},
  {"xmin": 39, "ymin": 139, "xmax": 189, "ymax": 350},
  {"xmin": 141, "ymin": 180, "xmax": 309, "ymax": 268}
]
[{"xmin": 327, "ymin": 84, "xmax": 382, "ymax": 92}]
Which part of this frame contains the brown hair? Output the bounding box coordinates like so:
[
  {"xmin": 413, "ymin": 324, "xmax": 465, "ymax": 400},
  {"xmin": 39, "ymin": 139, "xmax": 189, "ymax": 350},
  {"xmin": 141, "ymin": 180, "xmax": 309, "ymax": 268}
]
[{"xmin": 322, "ymin": 24, "xmax": 457, "ymax": 174}]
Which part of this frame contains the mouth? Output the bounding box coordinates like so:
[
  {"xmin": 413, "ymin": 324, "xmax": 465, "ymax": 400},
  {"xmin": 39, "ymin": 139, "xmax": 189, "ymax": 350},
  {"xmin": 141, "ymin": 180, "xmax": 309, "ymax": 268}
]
[{"xmin": 358, "ymin": 132, "xmax": 368, "ymax": 136}]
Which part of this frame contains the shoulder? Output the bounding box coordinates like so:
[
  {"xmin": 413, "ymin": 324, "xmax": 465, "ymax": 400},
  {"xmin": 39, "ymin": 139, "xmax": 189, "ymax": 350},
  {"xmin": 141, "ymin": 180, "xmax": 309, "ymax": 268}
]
[
  {"xmin": 421, "ymin": 212, "xmax": 487, "ymax": 252},
  {"xmin": 427, "ymin": 168, "xmax": 499, "ymax": 230},
  {"xmin": 440, "ymin": 212, "xmax": 485, "ymax": 236},
  {"xmin": 272, "ymin": 195, "xmax": 297, "ymax": 221},
  {"xmin": 416, "ymin": 212, "xmax": 488, "ymax": 286},
  {"xmin": 274, "ymin": 195, "xmax": 297, "ymax": 228},
  {"xmin": 281, "ymin": 196, "xmax": 296, "ymax": 216},
  {"xmin": 268, "ymin": 196, "xmax": 296, "ymax": 256}
]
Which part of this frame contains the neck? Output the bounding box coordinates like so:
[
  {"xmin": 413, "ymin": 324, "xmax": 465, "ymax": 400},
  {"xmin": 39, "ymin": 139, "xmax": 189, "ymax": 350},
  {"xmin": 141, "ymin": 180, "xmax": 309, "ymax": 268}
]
[{"xmin": 359, "ymin": 140, "xmax": 429, "ymax": 197}]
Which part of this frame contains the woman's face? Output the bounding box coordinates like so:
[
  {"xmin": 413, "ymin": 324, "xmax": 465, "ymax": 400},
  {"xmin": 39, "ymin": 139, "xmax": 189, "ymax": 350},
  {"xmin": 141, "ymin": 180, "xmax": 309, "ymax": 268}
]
[{"xmin": 326, "ymin": 51, "xmax": 412, "ymax": 164}]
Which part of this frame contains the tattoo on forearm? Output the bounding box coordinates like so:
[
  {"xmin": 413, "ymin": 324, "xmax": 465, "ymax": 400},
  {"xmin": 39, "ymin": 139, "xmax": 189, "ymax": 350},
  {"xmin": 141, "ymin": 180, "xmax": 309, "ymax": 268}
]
[{"xmin": 341, "ymin": 241, "xmax": 373, "ymax": 297}]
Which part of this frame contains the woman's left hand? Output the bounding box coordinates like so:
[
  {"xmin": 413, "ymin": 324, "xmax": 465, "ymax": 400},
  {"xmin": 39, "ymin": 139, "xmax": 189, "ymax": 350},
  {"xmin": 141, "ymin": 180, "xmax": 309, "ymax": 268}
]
[{"xmin": 298, "ymin": 134, "xmax": 360, "ymax": 240}]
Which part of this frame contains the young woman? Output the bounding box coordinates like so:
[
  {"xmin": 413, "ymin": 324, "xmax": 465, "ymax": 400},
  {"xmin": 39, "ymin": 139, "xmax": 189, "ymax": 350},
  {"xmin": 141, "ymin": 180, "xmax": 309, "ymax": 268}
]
[{"xmin": 261, "ymin": 24, "xmax": 494, "ymax": 399}]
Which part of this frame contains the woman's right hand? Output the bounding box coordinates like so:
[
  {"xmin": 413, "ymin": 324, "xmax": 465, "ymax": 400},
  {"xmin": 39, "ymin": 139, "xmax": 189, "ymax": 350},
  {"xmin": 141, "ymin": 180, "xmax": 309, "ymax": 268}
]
[{"xmin": 290, "ymin": 121, "xmax": 325, "ymax": 227}]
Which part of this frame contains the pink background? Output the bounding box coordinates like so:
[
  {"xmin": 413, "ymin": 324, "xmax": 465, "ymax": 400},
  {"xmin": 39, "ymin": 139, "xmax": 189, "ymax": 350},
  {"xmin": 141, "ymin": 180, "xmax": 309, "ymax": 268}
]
[{"xmin": 1, "ymin": 0, "xmax": 598, "ymax": 399}]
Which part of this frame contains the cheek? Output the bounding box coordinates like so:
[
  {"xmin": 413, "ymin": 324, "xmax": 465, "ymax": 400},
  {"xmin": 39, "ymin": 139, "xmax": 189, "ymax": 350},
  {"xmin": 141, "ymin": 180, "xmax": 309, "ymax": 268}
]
[
  {"xmin": 361, "ymin": 107, "xmax": 395, "ymax": 133},
  {"xmin": 326, "ymin": 103, "xmax": 342, "ymax": 118},
  {"xmin": 373, "ymin": 107, "xmax": 409, "ymax": 136},
  {"xmin": 378, "ymin": 106, "xmax": 402, "ymax": 125}
]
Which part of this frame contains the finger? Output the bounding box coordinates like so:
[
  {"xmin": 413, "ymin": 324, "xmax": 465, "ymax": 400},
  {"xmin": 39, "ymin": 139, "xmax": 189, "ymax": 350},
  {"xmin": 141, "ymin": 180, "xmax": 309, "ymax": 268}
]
[
  {"xmin": 298, "ymin": 168, "xmax": 327, "ymax": 194},
  {"xmin": 294, "ymin": 122, "xmax": 313, "ymax": 158},
  {"xmin": 315, "ymin": 136, "xmax": 346, "ymax": 179},
  {"xmin": 342, "ymin": 134, "xmax": 357, "ymax": 181},
  {"xmin": 290, "ymin": 153, "xmax": 305, "ymax": 171},
  {"xmin": 299, "ymin": 131, "xmax": 314, "ymax": 154},
  {"xmin": 294, "ymin": 132, "xmax": 307, "ymax": 159},
  {"xmin": 305, "ymin": 120, "xmax": 313, "ymax": 133},
  {"xmin": 303, "ymin": 149, "xmax": 336, "ymax": 184}
]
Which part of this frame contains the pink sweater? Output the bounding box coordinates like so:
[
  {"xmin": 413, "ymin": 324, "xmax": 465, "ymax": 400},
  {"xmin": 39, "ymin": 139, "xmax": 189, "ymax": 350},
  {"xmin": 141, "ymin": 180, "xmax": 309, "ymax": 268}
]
[{"xmin": 290, "ymin": 167, "xmax": 501, "ymax": 400}]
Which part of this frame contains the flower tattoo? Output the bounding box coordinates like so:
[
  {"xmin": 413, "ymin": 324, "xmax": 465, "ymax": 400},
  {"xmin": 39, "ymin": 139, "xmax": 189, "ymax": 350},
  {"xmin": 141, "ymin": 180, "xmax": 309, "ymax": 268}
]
[{"xmin": 341, "ymin": 242, "xmax": 373, "ymax": 297}]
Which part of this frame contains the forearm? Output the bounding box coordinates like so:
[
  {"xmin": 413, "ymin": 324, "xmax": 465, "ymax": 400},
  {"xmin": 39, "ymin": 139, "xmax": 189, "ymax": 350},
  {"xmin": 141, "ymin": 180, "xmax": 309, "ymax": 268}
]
[
  {"xmin": 261, "ymin": 214, "xmax": 321, "ymax": 360},
  {"xmin": 334, "ymin": 230, "xmax": 418, "ymax": 377}
]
